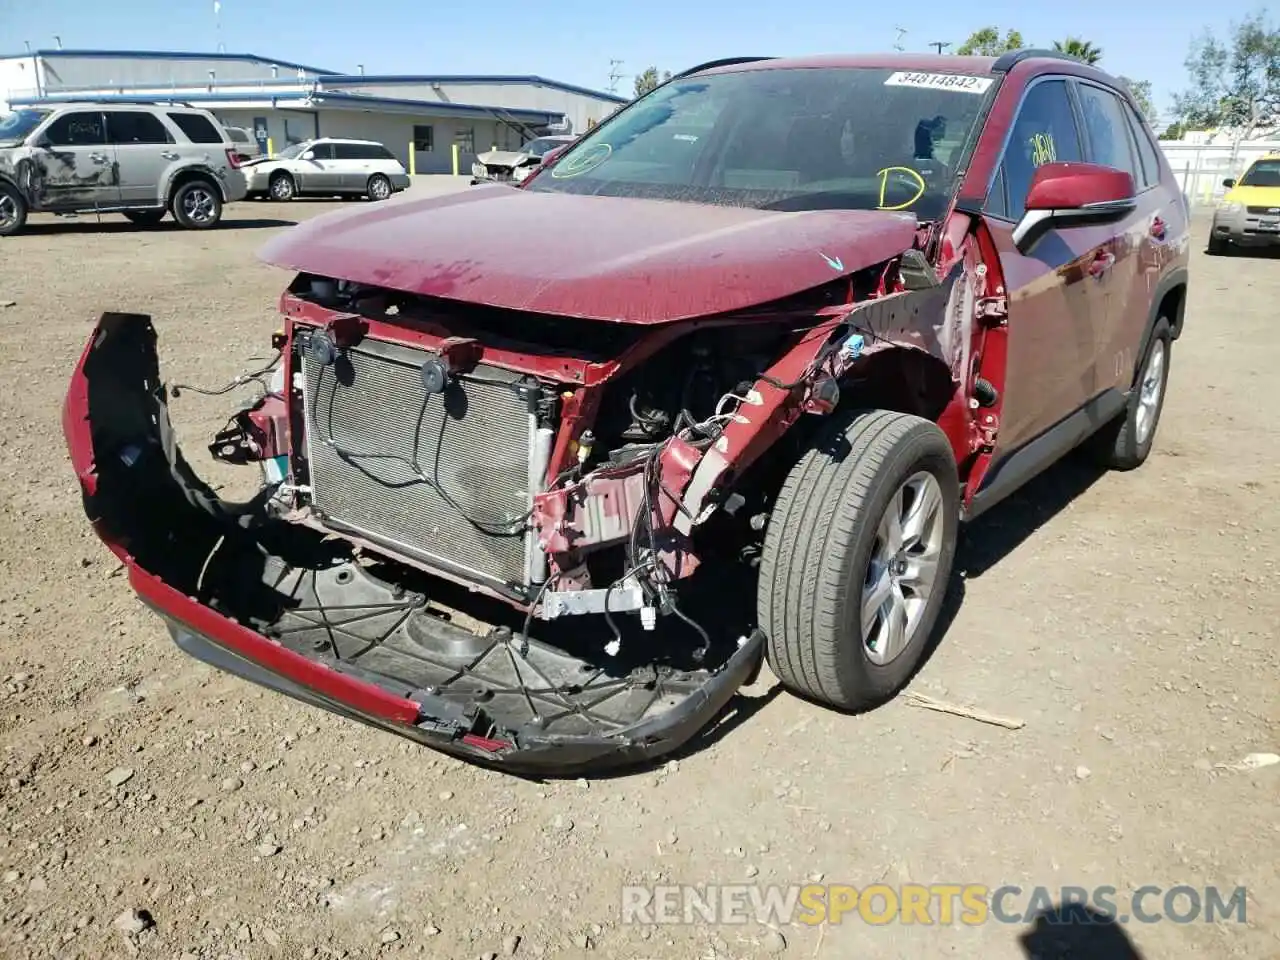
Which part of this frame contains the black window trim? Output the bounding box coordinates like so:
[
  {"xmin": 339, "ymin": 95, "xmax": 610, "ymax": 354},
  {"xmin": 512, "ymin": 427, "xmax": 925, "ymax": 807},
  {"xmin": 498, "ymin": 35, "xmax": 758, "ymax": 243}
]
[
  {"xmin": 44, "ymin": 109, "xmax": 108, "ymax": 147},
  {"xmin": 165, "ymin": 110, "xmax": 225, "ymax": 145},
  {"xmin": 980, "ymin": 73, "xmax": 1086, "ymax": 224},
  {"xmin": 103, "ymin": 109, "xmax": 174, "ymax": 146},
  {"xmin": 1121, "ymin": 97, "xmax": 1165, "ymax": 190},
  {"xmin": 1069, "ymin": 76, "xmax": 1152, "ymax": 196}
]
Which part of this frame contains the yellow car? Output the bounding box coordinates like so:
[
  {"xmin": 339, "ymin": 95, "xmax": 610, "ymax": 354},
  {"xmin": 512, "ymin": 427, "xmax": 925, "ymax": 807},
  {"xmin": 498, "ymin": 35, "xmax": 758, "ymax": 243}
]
[{"xmin": 1210, "ymin": 153, "xmax": 1280, "ymax": 254}]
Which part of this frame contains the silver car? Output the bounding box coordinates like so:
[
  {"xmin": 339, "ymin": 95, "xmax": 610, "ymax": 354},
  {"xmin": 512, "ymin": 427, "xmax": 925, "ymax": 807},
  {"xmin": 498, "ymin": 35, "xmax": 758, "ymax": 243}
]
[
  {"xmin": 471, "ymin": 135, "xmax": 577, "ymax": 185},
  {"xmin": 0, "ymin": 101, "xmax": 248, "ymax": 236}
]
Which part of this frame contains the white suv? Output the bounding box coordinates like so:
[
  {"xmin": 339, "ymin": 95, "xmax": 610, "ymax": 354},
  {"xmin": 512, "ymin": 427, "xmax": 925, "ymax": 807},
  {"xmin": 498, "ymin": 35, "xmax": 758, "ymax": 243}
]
[
  {"xmin": 0, "ymin": 102, "xmax": 248, "ymax": 236},
  {"xmin": 242, "ymin": 138, "xmax": 411, "ymax": 202}
]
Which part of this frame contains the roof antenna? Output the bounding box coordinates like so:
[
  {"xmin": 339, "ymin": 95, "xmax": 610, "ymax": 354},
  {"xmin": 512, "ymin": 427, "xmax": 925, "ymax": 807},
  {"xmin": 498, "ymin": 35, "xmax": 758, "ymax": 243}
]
[
  {"xmin": 53, "ymin": 35, "xmax": 63, "ymax": 50},
  {"xmin": 23, "ymin": 40, "xmax": 31, "ymax": 53},
  {"xmin": 893, "ymin": 26, "xmax": 908, "ymax": 52}
]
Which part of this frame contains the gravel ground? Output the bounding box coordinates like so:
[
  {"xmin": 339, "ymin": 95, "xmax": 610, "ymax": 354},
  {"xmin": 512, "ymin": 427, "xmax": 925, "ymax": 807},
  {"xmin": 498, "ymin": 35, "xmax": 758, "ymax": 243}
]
[{"xmin": 0, "ymin": 198, "xmax": 1276, "ymax": 960}]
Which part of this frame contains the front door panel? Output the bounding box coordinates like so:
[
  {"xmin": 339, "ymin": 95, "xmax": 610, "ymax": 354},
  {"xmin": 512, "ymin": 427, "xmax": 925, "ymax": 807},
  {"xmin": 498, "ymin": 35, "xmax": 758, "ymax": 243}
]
[
  {"xmin": 986, "ymin": 218, "xmax": 1115, "ymax": 457},
  {"xmin": 32, "ymin": 110, "xmax": 120, "ymax": 210}
]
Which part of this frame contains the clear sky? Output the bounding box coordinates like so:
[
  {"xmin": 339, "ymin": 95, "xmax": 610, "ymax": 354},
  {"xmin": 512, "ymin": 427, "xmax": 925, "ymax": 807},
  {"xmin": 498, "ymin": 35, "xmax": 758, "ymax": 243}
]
[{"xmin": 0, "ymin": 0, "xmax": 1261, "ymax": 120}]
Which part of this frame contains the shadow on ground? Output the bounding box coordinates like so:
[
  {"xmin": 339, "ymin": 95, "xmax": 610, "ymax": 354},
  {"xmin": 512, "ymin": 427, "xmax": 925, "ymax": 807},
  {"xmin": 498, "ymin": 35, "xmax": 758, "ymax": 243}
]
[
  {"xmin": 19, "ymin": 218, "xmax": 296, "ymax": 235},
  {"xmin": 956, "ymin": 452, "xmax": 1109, "ymax": 579},
  {"xmin": 1018, "ymin": 903, "xmax": 1146, "ymax": 959}
]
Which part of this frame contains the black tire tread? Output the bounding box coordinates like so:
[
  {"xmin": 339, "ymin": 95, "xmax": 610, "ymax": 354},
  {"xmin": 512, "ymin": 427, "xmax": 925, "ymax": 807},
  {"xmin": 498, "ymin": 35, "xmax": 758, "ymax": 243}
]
[
  {"xmin": 759, "ymin": 409, "xmax": 953, "ymax": 707},
  {"xmin": 0, "ymin": 183, "xmax": 28, "ymax": 237},
  {"xmin": 1086, "ymin": 316, "xmax": 1171, "ymax": 471}
]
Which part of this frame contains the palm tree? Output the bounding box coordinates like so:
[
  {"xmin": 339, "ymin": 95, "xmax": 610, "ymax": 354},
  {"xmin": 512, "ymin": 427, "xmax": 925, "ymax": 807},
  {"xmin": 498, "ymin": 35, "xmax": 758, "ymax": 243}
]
[{"xmin": 1053, "ymin": 37, "xmax": 1102, "ymax": 64}]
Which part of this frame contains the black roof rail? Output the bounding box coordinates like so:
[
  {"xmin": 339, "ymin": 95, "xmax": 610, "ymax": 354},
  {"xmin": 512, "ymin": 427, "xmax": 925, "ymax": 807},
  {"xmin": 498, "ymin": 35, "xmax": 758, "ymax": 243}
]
[
  {"xmin": 672, "ymin": 56, "xmax": 776, "ymax": 80},
  {"xmin": 991, "ymin": 49, "xmax": 1082, "ymax": 74}
]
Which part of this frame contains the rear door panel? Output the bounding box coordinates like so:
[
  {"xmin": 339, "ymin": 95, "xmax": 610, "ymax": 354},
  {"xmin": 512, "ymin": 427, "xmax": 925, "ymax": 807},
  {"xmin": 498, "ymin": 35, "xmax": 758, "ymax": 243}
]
[
  {"xmin": 1072, "ymin": 80, "xmax": 1149, "ymax": 395},
  {"xmin": 105, "ymin": 111, "xmax": 172, "ymax": 205}
]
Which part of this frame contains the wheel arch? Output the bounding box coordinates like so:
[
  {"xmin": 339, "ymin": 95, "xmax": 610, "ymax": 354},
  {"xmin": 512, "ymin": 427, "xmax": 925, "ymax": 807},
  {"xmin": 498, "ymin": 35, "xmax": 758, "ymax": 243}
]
[
  {"xmin": 165, "ymin": 166, "xmax": 226, "ymax": 206},
  {"xmin": 1147, "ymin": 267, "xmax": 1187, "ymax": 346}
]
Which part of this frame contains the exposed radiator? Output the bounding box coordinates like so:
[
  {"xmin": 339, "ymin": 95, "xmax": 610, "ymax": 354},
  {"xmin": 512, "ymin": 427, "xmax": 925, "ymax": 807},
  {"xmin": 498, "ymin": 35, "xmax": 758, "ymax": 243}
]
[{"xmin": 296, "ymin": 330, "xmax": 543, "ymax": 590}]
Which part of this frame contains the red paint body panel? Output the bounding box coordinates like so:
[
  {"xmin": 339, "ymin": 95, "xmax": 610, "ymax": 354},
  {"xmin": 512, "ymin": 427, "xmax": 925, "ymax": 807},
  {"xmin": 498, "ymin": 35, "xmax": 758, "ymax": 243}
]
[
  {"xmin": 257, "ymin": 186, "xmax": 919, "ymax": 323},
  {"xmin": 1025, "ymin": 163, "xmax": 1136, "ymax": 209}
]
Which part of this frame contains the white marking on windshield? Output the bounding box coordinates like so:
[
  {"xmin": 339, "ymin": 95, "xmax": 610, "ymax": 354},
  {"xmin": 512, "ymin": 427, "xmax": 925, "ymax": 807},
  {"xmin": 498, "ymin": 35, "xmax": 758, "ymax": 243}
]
[{"xmin": 884, "ymin": 72, "xmax": 993, "ymax": 94}]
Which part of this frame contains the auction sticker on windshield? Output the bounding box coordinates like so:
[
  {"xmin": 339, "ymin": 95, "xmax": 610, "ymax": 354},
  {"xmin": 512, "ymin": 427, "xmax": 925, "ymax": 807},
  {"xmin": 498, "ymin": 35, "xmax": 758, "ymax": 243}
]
[{"xmin": 884, "ymin": 72, "xmax": 993, "ymax": 94}]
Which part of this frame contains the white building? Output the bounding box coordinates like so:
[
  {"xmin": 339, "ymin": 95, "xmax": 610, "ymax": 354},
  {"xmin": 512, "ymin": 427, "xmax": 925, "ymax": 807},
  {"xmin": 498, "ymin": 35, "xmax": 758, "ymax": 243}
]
[{"xmin": 0, "ymin": 48, "xmax": 627, "ymax": 173}]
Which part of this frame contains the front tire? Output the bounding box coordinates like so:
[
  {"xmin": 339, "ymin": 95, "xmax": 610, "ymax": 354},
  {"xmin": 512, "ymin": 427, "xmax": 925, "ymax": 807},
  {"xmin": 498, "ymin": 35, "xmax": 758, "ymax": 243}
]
[
  {"xmin": 269, "ymin": 172, "xmax": 296, "ymax": 202},
  {"xmin": 759, "ymin": 409, "xmax": 959, "ymax": 712},
  {"xmin": 0, "ymin": 183, "xmax": 28, "ymax": 237},
  {"xmin": 171, "ymin": 180, "xmax": 222, "ymax": 229},
  {"xmin": 367, "ymin": 174, "xmax": 392, "ymax": 201}
]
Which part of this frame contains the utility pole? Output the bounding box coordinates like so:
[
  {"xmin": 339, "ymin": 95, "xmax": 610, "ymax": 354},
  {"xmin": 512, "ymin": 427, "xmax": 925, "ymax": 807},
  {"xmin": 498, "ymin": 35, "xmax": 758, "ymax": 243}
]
[
  {"xmin": 893, "ymin": 27, "xmax": 908, "ymax": 52},
  {"xmin": 607, "ymin": 60, "xmax": 624, "ymax": 95},
  {"xmin": 929, "ymin": 41, "xmax": 951, "ymax": 54}
]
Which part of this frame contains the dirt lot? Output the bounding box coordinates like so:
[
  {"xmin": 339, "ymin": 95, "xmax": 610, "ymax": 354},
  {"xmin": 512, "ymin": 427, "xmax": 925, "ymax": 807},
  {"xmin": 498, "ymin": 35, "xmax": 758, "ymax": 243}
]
[{"xmin": 0, "ymin": 197, "xmax": 1276, "ymax": 960}]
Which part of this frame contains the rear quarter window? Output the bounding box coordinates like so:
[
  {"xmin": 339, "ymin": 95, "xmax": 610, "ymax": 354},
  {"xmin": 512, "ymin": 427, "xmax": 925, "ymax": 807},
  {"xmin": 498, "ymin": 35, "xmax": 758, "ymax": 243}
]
[{"xmin": 167, "ymin": 112, "xmax": 225, "ymax": 144}]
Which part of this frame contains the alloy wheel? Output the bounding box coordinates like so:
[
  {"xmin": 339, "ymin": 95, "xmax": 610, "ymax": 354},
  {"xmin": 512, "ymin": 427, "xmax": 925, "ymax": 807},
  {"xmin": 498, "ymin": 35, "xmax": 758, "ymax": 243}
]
[{"xmin": 862, "ymin": 471, "xmax": 945, "ymax": 666}]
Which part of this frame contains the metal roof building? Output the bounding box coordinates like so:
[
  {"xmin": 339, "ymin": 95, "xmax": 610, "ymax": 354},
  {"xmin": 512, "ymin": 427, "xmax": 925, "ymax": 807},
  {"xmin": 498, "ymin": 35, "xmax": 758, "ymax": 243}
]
[{"xmin": 0, "ymin": 49, "xmax": 627, "ymax": 173}]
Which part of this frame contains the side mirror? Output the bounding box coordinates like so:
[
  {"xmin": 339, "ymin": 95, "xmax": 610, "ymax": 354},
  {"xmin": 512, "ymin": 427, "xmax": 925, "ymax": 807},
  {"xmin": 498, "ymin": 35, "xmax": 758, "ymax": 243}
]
[
  {"xmin": 1222, "ymin": 177, "xmax": 1237, "ymax": 188},
  {"xmin": 517, "ymin": 144, "xmax": 571, "ymax": 187},
  {"xmin": 1012, "ymin": 162, "xmax": 1137, "ymax": 255},
  {"xmin": 540, "ymin": 145, "xmax": 570, "ymax": 166},
  {"xmin": 300, "ymin": 150, "xmax": 315, "ymax": 161}
]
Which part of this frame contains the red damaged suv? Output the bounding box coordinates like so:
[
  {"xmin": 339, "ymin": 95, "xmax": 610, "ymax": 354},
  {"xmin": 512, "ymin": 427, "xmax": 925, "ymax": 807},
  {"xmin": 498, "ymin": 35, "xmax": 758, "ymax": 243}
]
[{"xmin": 63, "ymin": 51, "xmax": 1189, "ymax": 773}]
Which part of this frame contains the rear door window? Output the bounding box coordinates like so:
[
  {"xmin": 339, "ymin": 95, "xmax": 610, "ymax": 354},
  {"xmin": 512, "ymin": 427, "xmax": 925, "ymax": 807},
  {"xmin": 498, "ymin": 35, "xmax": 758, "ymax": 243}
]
[
  {"xmin": 166, "ymin": 112, "xmax": 224, "ymax": 144},
  {"xmin": 43, "ymin": 111, "xmax": 106, "ymax": 146},
  {"xmin": 332, "ymin": 143, "xmax": 367, "ymax": 160},
  {"xmin": 1122, "ymin": 101, "xmax": 1162, "ymax": 189},
  {"xmin": 989, "ymin": 79, "xmax": 1083, "ymax": 220},
  {"xmin": 1076, "ymin": 84, "xmax": 1141, "ymax": 184},
  {"xmin": 105, "ymin": 111, "xmax": 172, "ymax": 144}
]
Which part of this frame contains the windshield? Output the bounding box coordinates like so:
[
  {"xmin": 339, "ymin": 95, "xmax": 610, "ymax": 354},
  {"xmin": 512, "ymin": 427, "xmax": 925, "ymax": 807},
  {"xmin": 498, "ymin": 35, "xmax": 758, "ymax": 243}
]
[
  {"xmin": 1239, "ymin": 159, "xmax": 1280, "ymax": 187},
  {"xmin": 527, "ymin": 67, "xmax": 993, "ymax": 218},
  {"xmin": 524, "ymin": 137, "xmax": 571, "ymax": 157},
  {"xmin": 277, "ymin": 142, "xmax": 310, "ymax": 159},
  {"xmin": 0, "ymin": 108, "xmax": 51, "ymax": 143}
]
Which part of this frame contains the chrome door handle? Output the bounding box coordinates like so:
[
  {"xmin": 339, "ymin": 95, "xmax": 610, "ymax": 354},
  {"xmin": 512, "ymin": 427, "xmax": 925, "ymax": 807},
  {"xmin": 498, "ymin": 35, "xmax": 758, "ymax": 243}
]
[
  {"xmin": 161, "ymin": 151, "xmax": 180, "ymax": 161},
  {"xmin": 88, "ymin": 153, "xmax": 110, "ymax": 163}
]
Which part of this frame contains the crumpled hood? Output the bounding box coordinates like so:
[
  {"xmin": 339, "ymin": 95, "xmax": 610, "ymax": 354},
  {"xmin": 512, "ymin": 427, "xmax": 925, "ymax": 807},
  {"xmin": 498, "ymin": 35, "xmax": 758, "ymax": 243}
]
[
  {"xmin": 257, "ymin": 185, "xmax": 920, "ymax": 324},
  {"xmin": 476, "ymin": 149, "xmax": 532, "ymax": 168}
]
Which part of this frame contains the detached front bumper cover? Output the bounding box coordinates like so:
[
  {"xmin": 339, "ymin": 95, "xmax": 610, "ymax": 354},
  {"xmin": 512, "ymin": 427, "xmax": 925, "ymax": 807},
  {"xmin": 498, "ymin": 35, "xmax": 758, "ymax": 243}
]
[{"xmin": 62, "ymin": 313, "xmax": 761, "ymax": 776}]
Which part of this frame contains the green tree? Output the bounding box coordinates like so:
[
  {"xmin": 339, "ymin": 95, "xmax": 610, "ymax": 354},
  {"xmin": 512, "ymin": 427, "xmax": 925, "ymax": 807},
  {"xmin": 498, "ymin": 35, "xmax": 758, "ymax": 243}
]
[
  {"xmin": 634, "ymin": 67, "xmax": 672, "ymax": 98},
  {"xmin": 1118, "ymin": 76, "xmax": 1157, "ymax": 125},
  {"xmin": 1053, "ymin": 37, "xmax": 1103, "ymax": 64},
  {"xmin": 1160, "ymin": 121, "xmax": 1187, "ymax": 141},
  {"xmin": 956, "ymin": 27, "xmax": 1025, "ymax": 56},
  {"xmin": 1173, "ymin": 10, "xmax": 1280, "ymax": 149}
]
